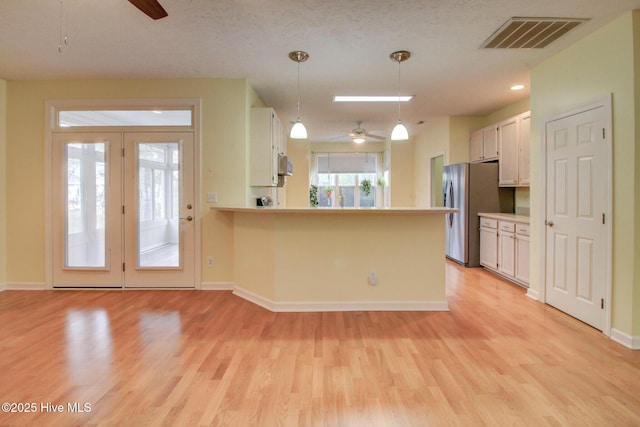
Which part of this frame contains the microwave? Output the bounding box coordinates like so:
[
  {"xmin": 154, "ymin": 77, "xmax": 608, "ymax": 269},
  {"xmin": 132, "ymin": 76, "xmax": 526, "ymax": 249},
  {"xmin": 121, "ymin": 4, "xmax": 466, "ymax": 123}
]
[{"xmin": 278, "ymin": 155, "xmax": 293, "ymax": 176}]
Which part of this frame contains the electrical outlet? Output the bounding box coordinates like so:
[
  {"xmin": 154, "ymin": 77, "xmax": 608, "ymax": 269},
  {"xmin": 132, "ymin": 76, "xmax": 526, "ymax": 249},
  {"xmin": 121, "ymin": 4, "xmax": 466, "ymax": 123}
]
[
  {"xmin": 207, "ymin": 192, "xmax": 217, "ymax": 203},
  {"xmin": 368, "ymin": 270, "xmax": 377, "ymax": 286},
  {"xmin": 207, "ymin": 256, "xmax": 214, "ymax": 268}
]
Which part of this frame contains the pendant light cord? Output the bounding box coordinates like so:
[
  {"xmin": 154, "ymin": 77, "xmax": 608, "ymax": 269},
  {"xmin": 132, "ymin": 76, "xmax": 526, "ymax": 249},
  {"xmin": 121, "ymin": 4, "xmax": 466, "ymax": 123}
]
[
  {"xmin": 297, "ymin": 60, "xmax": 302, "ymax": 120},
  {"xmin": 396, "ymin": 59, "xmax": 402, "ymax": 120}
]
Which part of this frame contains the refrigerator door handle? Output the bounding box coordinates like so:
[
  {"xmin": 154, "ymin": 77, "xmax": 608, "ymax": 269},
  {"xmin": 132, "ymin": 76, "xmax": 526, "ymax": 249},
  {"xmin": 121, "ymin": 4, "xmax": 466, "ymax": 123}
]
[{"xmin": 448, "ymin": 181, "xmax": 454, "ymax": 227}]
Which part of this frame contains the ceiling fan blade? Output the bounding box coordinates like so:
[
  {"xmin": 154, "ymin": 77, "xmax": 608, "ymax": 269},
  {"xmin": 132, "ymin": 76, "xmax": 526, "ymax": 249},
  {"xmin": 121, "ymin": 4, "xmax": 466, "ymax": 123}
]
[
  {"xmin": 128, "ymin": 0, "xmax": 168, "ymax": 20},
  {"xmin": 364, "ymin": 133, "xmax": 387, "ymax": 140}
]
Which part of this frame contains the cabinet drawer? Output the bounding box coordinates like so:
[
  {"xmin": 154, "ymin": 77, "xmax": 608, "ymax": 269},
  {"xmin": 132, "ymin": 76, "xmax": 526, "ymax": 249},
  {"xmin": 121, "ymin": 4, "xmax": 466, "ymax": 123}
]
[
  {"xmin": 480, "ymin": 218, "xmax": 497, "ymax": 229},
  {"xmin": 498, "ymin": 221, "xmax": 515, "ymax": 233},
  {"xmin": 516, "ymin": 224, "xmax": 530, "ymax": 236}
]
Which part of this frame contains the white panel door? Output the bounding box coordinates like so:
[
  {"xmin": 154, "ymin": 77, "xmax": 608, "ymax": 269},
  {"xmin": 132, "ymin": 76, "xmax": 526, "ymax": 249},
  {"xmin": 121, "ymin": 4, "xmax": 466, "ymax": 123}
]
[
  {"xmin": 545, "ymin": 107, "xmax": 608, "ymax": 330},
  {"xmin": 123, "ymin": 132, "xmax": 195, "ymax": 288}
]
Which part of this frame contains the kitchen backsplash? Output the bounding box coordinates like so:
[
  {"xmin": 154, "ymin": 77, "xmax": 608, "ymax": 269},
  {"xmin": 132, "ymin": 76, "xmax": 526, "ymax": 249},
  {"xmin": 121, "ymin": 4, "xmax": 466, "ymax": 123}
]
[{"xmin": 514, "ymin": 187, "xmax": 530, "ymax": 216}]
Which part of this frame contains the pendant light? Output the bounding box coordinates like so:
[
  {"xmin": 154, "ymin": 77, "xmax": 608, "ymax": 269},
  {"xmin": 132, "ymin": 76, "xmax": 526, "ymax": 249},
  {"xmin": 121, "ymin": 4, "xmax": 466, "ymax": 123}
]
[
  {"xmin": 289, "ymin": 50, "xmax": 309, "ymax": 139},
  {"xmin": 390, "ymin": 50, "xmax": 411, "ymax": 141}
]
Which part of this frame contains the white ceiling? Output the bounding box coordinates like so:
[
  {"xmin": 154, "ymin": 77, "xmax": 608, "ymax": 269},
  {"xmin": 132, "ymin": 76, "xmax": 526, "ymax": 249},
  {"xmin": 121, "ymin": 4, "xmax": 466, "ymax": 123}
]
[{"xmin": 1, "ymin": 0, "xmax": 639, "ymax": 143}]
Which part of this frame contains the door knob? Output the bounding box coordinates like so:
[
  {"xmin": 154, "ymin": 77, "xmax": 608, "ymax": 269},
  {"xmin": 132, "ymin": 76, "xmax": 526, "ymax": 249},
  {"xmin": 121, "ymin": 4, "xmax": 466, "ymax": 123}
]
[
  {"xmin": 545, "ymin": 220, "xmax": 554, "ymax": 227},
  {"xmin": 180, "ymin": 216, "xmax": 193, "ymax": 221}
]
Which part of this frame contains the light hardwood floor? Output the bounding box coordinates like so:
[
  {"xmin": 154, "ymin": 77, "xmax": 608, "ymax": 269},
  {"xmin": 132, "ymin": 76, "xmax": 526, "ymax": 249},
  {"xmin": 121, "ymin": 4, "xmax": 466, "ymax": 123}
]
[{"xmin": 0, "ymin": 261, "xmax": 638, "ymax": 426}]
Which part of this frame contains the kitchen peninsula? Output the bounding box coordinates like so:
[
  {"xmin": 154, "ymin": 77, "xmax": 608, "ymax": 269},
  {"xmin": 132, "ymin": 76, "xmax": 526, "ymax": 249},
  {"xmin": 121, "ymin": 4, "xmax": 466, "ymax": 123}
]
[{"xmin": 213, "ymin": 207, "xmax": 456, "ymax": 312}]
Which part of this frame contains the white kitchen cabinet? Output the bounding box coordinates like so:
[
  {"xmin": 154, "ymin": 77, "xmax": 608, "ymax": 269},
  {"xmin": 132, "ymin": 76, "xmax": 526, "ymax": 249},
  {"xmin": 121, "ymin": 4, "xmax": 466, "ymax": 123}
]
[
  {"xmin": 469, "ymin": 125, "xmax": 498, "ymax": 163},
  {"xmin": 514, "ymin": 223, "xmax": 530, "ymax": 285},
  {"xmin": 518, "ymin": 112, "xmax": 531, "ymax": 186},
  {"xmin": 498, "ymin": 111, "xmax": 530, "ymax": 187},
  {"xmin": 498, "ymin": 116, "xmax": 518, "ymax": 185},
  {"xmin": 497, "ymin": 221, "xmax": 516, "ymax": 278},
  {"xmin": 250, "ymin": 107, "xmax": 283, "ymax": 187},
  {"xmin": 479, "ymin": 217, "xmax": 498, "ymax": 270},
  {"xmin": 478, "ymin": 214, "xmax": 529, "ymax": 287}
]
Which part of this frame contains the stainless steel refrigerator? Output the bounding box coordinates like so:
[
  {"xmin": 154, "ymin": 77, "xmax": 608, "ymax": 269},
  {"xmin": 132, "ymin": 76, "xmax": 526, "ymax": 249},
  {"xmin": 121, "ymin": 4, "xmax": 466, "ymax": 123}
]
[{"xmin": 442, "ymin": 162, "xmax": 514, "ymax": 267}]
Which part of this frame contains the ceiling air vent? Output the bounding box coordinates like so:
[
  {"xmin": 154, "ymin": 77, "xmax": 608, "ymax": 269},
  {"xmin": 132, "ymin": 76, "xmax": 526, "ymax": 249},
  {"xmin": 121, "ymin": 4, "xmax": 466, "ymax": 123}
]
[{"xmin": 481, "ymin": 17, "xmax": 589, "ymax": 49}]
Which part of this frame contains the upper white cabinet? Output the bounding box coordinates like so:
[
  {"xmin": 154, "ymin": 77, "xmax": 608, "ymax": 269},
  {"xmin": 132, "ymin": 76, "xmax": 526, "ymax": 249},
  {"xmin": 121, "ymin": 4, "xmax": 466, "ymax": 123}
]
[
  {"xmin": 470, "ymin": 125, "xmax": 499, "ymax": 163},
  {"xmin": 250, "ymin": 107, "xmax": 284, "ymax": 187},
  {"xmin": 498, "ymin": 111, "xmax": 530, "ymax": 187}
]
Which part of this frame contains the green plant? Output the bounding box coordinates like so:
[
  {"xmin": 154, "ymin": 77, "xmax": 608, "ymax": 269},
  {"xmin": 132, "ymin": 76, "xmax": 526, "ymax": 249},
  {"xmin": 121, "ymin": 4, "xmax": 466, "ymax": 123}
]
[
  {"xmin": 322, "ymin": 186, "xmax": 334, "ymax": 197},
  {"xmin": 360, "ymin": 179, "xmax": 372, "ymax": 196},
  {"xmin": 309, "ymin": 185, "xmax": 319, "ymax": 207},
  {"xmin": 377, "ymin": 177, "xmax": 386, "ymax": 187}
]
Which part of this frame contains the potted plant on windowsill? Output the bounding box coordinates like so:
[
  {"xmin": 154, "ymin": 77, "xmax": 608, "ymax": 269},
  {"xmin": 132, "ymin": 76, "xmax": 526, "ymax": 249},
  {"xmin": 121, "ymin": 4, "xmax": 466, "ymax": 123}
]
[
  {"xmin": 309, "ymin": 185, "xmax": 319, "ymax": 207},
  {"xmin": 360, "ymin": 179, "xmax": 372, "ymax": 197}
]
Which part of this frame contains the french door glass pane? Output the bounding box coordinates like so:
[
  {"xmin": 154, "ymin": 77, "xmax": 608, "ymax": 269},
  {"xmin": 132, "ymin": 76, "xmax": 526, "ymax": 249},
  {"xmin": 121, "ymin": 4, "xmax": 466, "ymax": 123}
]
[
  {"xmin": 137, "ymin": 142, "xmax": 180, "ymax": 268},
  {"xmin": 64, "ymin": 142, "xmax": 107, "ymax": 268}
]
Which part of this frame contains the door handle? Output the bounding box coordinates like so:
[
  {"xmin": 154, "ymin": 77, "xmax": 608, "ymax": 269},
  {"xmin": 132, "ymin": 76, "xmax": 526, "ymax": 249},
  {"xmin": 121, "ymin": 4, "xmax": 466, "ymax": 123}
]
[
  {"xmin": 545, "ymin": 220, "xmax": 554, "ymax": 227},
  {"xmin": 180, "ymin": 216, "xmax": 193, "ymax": 221}
]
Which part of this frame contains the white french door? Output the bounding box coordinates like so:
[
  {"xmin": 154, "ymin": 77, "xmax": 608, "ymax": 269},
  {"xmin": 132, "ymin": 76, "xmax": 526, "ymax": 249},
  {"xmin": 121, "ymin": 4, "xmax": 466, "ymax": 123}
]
[
  {"xmin": 544, "ymin": 104, "xmax": 610, "ymax": 330},
  {"xmin": 51, "ymin": 132, "xmax": 195, "ymax": 288}
]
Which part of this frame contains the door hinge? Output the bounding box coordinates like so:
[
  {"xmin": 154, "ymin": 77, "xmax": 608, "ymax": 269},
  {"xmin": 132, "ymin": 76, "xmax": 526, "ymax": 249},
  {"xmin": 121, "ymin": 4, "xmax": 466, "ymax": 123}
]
[
  {"xmin": 122, "ymin": 262, "xmax": 125, "ymax": 272},
  {"xmin": 122, "ymin": 148, "xmax": 125, "ymax": 157},
  {"xmin": 602, "ymin": 213, "xmax": 605, "ymax": 224},
  {"xmin": 601, "ymin": 298, "xmax": 604, "ymax": 309},
  {"xmin": 602, "ymin": 128, "xmax": 605, "ymax": 139},
  {"xmin": 122, "ymin": 205, "xmax": 125, "ymax": 215}
]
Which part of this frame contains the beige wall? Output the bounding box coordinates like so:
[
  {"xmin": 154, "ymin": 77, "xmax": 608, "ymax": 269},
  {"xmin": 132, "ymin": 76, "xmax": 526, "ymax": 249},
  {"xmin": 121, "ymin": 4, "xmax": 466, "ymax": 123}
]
[
  {"xmin": 530, "ymin": 11, "xmax": 640, "ymax": 336},
  {"xmin": 285, "ymin": 139, "xmax": 311, "ymax": 207},
  {"xmin": 390, "ymin": 140, "xmax": 415, "ymax": 206},
  {"xmin": 0, "ymin": 79, "xmax": 6, "ymax": 287},
  {"xmin": 5, "ymin": 78, "xmax": 252, "ymax": 285}
]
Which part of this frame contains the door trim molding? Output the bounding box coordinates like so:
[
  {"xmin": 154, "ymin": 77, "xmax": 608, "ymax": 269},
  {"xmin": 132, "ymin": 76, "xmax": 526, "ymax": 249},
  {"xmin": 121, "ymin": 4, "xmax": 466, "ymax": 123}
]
[
  {"xmin": 44, "ymin": 98, "xmax": 202, "ymax": 289},
  {"xmin": 538, "ymin": 94, "xmax": 613, "ymax": 336}
]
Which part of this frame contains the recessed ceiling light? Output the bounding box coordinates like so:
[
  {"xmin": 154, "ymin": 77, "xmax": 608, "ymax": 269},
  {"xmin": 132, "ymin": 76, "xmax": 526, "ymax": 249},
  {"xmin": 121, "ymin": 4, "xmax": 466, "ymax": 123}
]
[
  {"xmin": 333, "ymin": 95, "xmax": 414, "ymax": 103},
  {"xmin": 510, "ymin": 84, "xmax": 525, "ymax": 91}
]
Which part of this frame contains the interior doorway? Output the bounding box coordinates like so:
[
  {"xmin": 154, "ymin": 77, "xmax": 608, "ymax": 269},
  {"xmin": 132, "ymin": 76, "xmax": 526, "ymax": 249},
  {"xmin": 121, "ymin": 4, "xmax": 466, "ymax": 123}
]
[{"xmin": 430, "ymin": 154, "xmax": 444, "ymax": 207}]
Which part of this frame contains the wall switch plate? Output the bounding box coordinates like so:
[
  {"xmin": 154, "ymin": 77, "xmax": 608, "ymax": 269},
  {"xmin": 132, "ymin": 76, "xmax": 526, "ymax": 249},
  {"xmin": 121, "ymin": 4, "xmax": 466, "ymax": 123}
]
[
  {"xmin": 207, "ymin": 256, "xmax": 214, "ymax": 268},
  {"xmin": 207, "ymin": 192, "xmax": 217, "ymax": 203}
]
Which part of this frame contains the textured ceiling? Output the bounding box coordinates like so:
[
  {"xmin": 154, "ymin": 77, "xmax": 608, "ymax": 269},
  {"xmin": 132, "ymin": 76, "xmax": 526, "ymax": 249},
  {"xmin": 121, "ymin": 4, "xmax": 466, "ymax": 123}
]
[{"xmin": 1, "ymin": 0, "xmax": 639, "ymax": 143}]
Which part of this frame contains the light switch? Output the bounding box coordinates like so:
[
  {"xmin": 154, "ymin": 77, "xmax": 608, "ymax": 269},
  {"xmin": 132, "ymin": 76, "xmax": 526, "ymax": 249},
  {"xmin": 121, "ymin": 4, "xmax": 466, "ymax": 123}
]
[{"xmin": 207, "ymin": 192, "xmax": 217, "ymax": 203}]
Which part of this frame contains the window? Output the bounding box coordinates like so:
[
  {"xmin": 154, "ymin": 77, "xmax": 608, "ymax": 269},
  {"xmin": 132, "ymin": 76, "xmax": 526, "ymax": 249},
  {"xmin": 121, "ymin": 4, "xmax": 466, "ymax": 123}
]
[
  {"xmin": 314, "ymin": 153, "xmax": 379, "ymax": 208},
  {"xmin": 58, "ymin": 109, "xmax": 192, "ymax": 128}
]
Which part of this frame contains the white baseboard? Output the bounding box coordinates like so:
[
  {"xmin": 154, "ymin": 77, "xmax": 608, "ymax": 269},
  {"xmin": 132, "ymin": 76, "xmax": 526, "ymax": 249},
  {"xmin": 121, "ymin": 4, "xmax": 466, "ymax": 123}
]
[
  {"xmin": 233, "ymin": 286, "xmax": 449, "ymax": 313},
  {"xmin": 0, "ymin": 282, "xmax": 5, "ymax": 291},
  {"xmin": 526, "ymin": 288, "xmax": 540, "ymax": 301},
  {"xmin": 610, "ymin": 328, "xmax": 640, "ymax": 350},
  {"xmin": 6, "ymin": 282, "xmax": 46, "ymax": 290},
  {"xmin": 200, "ymin": 281, "xmax": 234, "ymax": 290}
]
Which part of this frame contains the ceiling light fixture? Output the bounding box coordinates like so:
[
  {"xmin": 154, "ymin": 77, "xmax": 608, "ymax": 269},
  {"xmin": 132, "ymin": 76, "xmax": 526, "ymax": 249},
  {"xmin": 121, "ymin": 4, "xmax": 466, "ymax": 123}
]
[
  {"xmin": 352, "ymin": 136, "xmax": 366, "ymax": 144},
  {"xmin": 289, "ymin": 50, "xmax": 309, "ymax": 139},
  {"xmin": 510, "ymin": 84, "xmax": 525, "ymax": 91},
  {"xmin": 390, "ymin": 50, "xmax": 411, "ymax": 141},
  {"xmin": 333, "ymin": 95, "xmax": 414, "ymax": 103}
]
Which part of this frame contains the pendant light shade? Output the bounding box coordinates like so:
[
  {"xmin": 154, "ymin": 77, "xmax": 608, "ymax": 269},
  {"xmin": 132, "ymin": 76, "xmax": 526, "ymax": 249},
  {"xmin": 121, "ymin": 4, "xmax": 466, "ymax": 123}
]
[
  {"xmin": 390, "ymin": 50, "xmax": 411, "ymax": 141},
  {"xmin": 289, "ymin": 50, "xmax": 309, "ymax": 139},
  {"xmin": 290, "ymin": 119, "xmax": 308, "ymax": 139},
  {"xmin": 391, "ymin": 120, "xmax": 409, "ymax": 140}
]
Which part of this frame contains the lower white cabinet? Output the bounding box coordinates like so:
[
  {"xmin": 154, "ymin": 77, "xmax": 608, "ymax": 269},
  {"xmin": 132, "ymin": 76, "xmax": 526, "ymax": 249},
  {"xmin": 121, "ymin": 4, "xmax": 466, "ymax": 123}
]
[
  {"xmin": 497, "ymin": 221, "xmax": 516, "ymax": 278},
  {"xmin": 479, "ymin": 218, "xmax": 498, "ymax": 270},
  {"xmin": 514, "ymin": 223, "xmax": 530, "ymax": 284},
  {"xmin": 479, "ymin": 214, "xmax": 529, "ymax": 287}
]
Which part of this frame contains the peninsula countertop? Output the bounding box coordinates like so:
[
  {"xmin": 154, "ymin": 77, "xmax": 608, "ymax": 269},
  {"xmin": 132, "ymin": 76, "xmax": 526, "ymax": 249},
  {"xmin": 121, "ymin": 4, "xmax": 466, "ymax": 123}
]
[{"xmin": 212, "ymin": 206, "xmax": 457, "ymax": 215}]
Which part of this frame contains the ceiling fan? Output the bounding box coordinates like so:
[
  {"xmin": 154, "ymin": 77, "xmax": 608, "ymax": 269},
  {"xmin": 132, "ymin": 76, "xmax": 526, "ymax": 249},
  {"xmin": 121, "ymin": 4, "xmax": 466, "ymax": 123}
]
[
  {"xmin": 128, "ymin": 0, "xmax": 168, "ymax": 20},
  {"xmin": 348, "ymin": 121, "xmax": 386, "ymax": 144}
]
